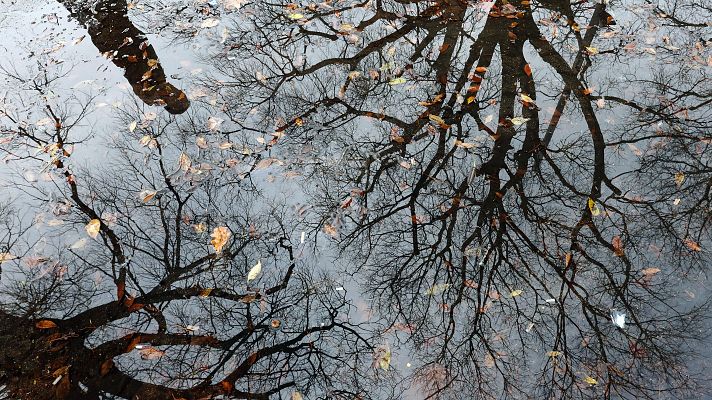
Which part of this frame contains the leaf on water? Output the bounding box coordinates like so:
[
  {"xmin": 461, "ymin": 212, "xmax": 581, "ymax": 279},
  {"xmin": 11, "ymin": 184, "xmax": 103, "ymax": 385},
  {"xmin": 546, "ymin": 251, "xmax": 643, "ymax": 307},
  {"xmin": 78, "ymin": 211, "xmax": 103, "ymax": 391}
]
[
  {"xmin": 510, "ymin": 117, "xmax": 530, "ymax": 126},
  {"xmin": 612, "ymin": 235, "xmax": 624, "ymax": 256},
  {"xmin": 139, "ymin": 347, "xmax": 166, "ymax": 360},
  {"xmin": 583, "ymin": 376, "xmax": 598, "ymax": 385},
  {"xmin": 207, "ymin": 116, "xmax": 224, "ymax": 131},
  {"xmin": 140, "ymin": 190, "xmax": 157, "ymax": 203},
  {"xmin": 178, "ymin": 153, "xmax": 192, "ymax": 171},
  {"xmin": 377, "ymin": 349, "xmax": 391, "ymax": 371},
  {"xmin": 424, "ymin": 283, "xmax": 450, "ymax": 295},
  {"xmin": 0, "ymin": 253, "xmax": 16, "ymax": 263},
  {"xmin": 247, "ymin": 260, "xmax": 262, "ymax": 282},
  {"xmin": 520, "ymin": 93, "xmax": 535, "ymax": 104},
  {"xmin": 200, "ymin": 18, "xmax": 220, "ymax": 28},
  {"xmin": 588, "ymin": 198, "xmax": 601, "ymax": 216},
  {"xmin": 199, "ymin": 288, "xmax": 213, "ymax": 298},
  {"xmin": 454, "ymin": 139, "xmax": 477, "ymax": 149},
  {"xmin": 475, "ymin": 66, "xmax": 488, "ymax": 73},
  {"xmin": 547, "ymin": 351, "xmax": 562, "ymax": 357},
  {"xmin": 210, "ymin": 226, "xmax": 230, "ymax": 253},
  {"xmin": 684, "ymin": 238, "xmax": 701, "ymax": 252},
  {"xmin": 610, "ymin": 309, "xmax": 626, "ymax": 328},
  {"xmin": 674, "ymin": 172, "xmax": 685, "ymax": 187},
  {"xmin": 641, "ymin": 267, "xmax": 661, "ymax": 276},
  {"xmin": 523, "ymin": 64, "xmax": 532, "ymax": 76},
  {"xmin": 287, "ymin": 13, "xmax": 305, "ymax": 20},
  {"xmin": 86, "ymin": 219, "xmax": 101, "ymax": 239},
  {"xmin": 291, "ymin": 392, "xmax": 303, "ymax": 400},
  {"xmin": 128, "ymin": 121, "xmax": 137, "ymax": 132},
  {"xmin": 510, "ymin": 289, "xmax": 523, "ymax": 297},
  {"xmin": 585, "ymin": 46, "xmax": 599, "ymax": 55},
  {"xmin": 388, "ymin": 77, "xmax": 407, "ymax": 85},
  {"xmin": 36, "ymin": 320, "xmax": 58, "ymax": 329},
  {"xmin": 428, "ymin": 114, "xmax": 445, "ymax": 124},
  {"xmin": 70, "ymin": 238, "xmax": 87, "ymax": 250}
]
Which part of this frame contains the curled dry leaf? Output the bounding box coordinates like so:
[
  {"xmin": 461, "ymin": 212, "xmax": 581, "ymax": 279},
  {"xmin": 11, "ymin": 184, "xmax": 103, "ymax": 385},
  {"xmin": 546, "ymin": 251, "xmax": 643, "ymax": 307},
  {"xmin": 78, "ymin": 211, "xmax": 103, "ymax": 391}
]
[
  {"xmin": 210, "ymin": 226, "xmax": 230, "ymax": 253},
  {"xmin": 85, "ymin": 219, "xmax": 101, "ymax": 239}
]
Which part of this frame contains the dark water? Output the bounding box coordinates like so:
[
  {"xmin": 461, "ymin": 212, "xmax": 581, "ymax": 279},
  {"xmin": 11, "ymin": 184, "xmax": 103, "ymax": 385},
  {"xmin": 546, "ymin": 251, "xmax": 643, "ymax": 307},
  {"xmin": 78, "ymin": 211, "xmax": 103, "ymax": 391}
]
[{"xmin": 0, "ymin": 0, "xmax": 710, "ymax": 398}]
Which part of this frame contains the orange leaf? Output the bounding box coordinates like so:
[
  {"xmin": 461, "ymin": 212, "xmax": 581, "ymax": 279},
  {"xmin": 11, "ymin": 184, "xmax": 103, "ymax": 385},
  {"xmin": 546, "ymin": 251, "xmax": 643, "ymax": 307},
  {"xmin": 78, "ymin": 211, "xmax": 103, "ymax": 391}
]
[
  {"xmin": 523, "ymin": 64, "xmax": 532, "ymax": 76},
  {"xmin": 35, "ymin": 320, "xmax": 58, "ymax": 329},
  {"xmin": 220, "ymin": 380, "xmax": 234, "ymax": 393}
]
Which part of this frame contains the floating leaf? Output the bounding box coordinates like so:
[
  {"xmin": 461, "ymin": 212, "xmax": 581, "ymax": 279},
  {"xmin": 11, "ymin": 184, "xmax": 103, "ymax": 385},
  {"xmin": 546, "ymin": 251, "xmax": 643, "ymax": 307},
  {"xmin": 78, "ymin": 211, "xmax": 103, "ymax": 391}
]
[
  {"xmin": 547, "ymin": 351, "xmax": 562, "ymax": 357},
  {"xmin": 199, "ymin": 288, "xmax": 213, "ymax": 298},
  {"xmin": 641, "ymin": 267, "xmax": 661, "ymax": 276},
  {"xmin": 674, "ymin": 172, "xmax": 685, "ymax": 187},
  {"xmin": 36, "ymin": 320, "xmax": 58, "ymax": 329},
  {"xmin": 475, "ymin": 66, "xmax": 488, "ymax": 73},
  {"xmin": 510, "ymin": 117, "xmax": 530, "ymax": 126},
  {"xmin": 287, "ymin": 13, "xmax": 305, "ymax": 19},
  {"xmin": 425, "ymin": 283, "xmax": 450, "ymax": 295},
  {"xmin": 523, "ymin": 64, "xmax": 532, "ymax": 76},
  {"xmin": 428, "ymin": 114, "xmax": 446, "ymax": 125},
  {"xmin": 588, "ymin": 198, "xmax": 601, "ymax": 216},
  {"xmin": 210, "ymin": 226, "xmax": 230, "ymax": 253},
  {"xmin": 128, "ymin": 121, "xmax": 137, "ymax": 132},
  {"xmin": 247, "ymin": 260, "xmax": 262, "ymax": 282},
  {"xmin": 178, "ymin": 153, "xmax": 191, "ymax": 171},
  {"xmin": 70, "ymin": 238, "xmax": 87, "ymax": 250},
  {"xmin": 583, "ymin": 376, "xmax": 598, "ymax": 385},
  {"xmin": 585, "ymin": 46, "xmax": 599, "ymax": 55},
  {"xmin": 140, "ymin": 190, "xmax": 157, "ymax": 203},
  {"xmin": 520, "ymin": 93, "xmax": 535, "ymax": 104},
  {"xmin": 200, "ymin": 18, "xmax": 220, "ymax": 28},
  {"xmin": 139, "ymin": 347, "xmax": 166, "ymax": 360},
  {"xmin": 0, "ymin": 253, "xmax": 16, "ymax": 263},
  {"xmin": 378, "ymin": 349, "xmax": 391, "ymax": 370},
  {"xmin": 612, "ymin": 235, "xmax": 624, "ymax": 256},
  {"xmin": 684, "ymin": 238, "xmax": 702, "ymax": 252},
  {"xmin": 610, "ymin": 309, "xmax": 626, "ymax": 328},
  {"xmin": 388, "ymin": 77, "xmax": 407, "ymax": 85},
  {"xmin": 85, "ymin": 219, "xmax": 101, "ymax": 239},
  {"xmin": 510, "ymin": 289, "xmax": 523, "ymax": 297},
  {"xmin": 291, "ymin": 392, "xmax": 303, "ymax": 400},
  {"xmin": 207, "ymin": 116, "xmax": 224, "ymax": 131}
]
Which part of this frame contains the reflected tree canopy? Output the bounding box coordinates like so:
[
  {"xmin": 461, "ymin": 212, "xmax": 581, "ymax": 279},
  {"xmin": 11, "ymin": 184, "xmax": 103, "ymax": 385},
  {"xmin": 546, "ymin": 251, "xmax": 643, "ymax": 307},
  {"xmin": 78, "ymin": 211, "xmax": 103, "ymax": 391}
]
[{"xmin": 0, "ymin": 0, "xmax": 710, "ymax": 399}]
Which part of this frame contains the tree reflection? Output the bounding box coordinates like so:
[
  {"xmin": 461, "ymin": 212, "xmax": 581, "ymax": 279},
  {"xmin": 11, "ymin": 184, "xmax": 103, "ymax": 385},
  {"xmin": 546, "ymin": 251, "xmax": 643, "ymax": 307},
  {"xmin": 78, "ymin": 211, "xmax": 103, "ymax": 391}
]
[{"xmin": 0, "ymin": 0, "xmax": 711, "ymax": 399}]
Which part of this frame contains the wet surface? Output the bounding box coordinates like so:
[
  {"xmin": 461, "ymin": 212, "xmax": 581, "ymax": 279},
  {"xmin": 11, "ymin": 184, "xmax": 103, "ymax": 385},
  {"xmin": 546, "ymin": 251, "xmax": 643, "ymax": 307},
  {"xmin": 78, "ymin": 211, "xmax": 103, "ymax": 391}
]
[{"xmin": 0, "ymin": 0, "xmax": 710, "ymax": 398}]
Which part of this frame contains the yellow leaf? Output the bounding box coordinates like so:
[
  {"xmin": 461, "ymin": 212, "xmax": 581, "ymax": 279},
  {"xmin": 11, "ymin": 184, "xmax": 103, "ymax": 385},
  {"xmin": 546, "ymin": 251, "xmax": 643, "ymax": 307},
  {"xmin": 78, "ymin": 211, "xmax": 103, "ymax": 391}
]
[
  {"xmin": 210, "ymin": 226, "xmax": 230, "ymax": 253},
  {"xmin": 378, "ymin": 349, "xmax": 391, "ymax": 370},
  {"xmin": 510, "ymin": 289, "xmax": 523, "ymax": 297},
  {"xmin": 287, "ymin": 13, "xmax": 304, "ymax": 19},
  {"xmin": 247, "ymin": 260, "xmax": 262, "ymax": 282},
  {"xmin": 583, "ymin": 376, "xmax": 598, "ymax": 385},
  {"xmin": 520, "ymin": 93, "xmax": 535, "ymax": 104},
  {"xmin": 199, "ymin": 288, "xmax": 213, "ymax": 298},
  {"xmin": 510, "ymin": 117, "xmax": 530, "ymax": 126},
  {"xmin": 547, "ymin": 351, "xmax": 562, "ymax": 357},
  {"xmin": 588, "ymin": 198, "xmax": 601, "ymax": 216},
  {"xmin": 585, "ymin": 46, "xmax": 599, "ymax": 55},
  {"xmin": 138, "ymin": 135, "xmax": 152, "ymax": 146},
  {"xmin": 0, "ymin": 253, "xmax": 16, "ymax": 263},
  {"xmin": 389, "ymin": 77, "xmax": 407, "ymax": 85},
  {"xmin": 85, "ymin": 219, "xmax": 101, "ymax": 239},
  {"xmin": 128, "ymin": 121, "xmax": 137, "ymax": 132},
  {"xmin": 674, "ymin": 172, "xmax": 685, "ymax": 187},
  {"xmin": 291, "ymin": 392, "xmax": 303, "ymax": 400},
  {"xmin": 424, "ymin": 283, "xmax": 450, "ymax": 295},
  {"xmin": 428, "ymin": 114, "xmax": 446, "ymax": 125}
]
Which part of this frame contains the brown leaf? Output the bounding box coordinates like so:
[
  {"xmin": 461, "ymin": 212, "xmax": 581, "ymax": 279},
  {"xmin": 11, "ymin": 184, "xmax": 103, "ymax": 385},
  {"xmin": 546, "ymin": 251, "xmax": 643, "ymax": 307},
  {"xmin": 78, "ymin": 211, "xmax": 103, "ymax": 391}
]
[
  {"xmin": 612, "ymin": 236, "xmax": 624, "ymax": 257},
  {"xmin": 100, "ymin": 359, "xmax": 114, "ymax": 376},
  {"xmin": 523, "ymin": 63, "xmax": 532, "ymax": 76},
  {"xmin": 684, "ymin": 238, "xmax": 702, "ymax": 252},
  {"xmin": 210, "ymin": 226, "xmax": 231, "ymax": 253},
  {"xmin": 36, "ymin": 320, "xmax": 58, "ymax": 329}
]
